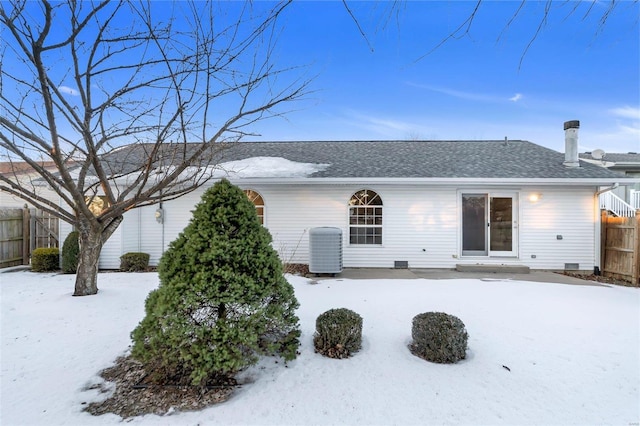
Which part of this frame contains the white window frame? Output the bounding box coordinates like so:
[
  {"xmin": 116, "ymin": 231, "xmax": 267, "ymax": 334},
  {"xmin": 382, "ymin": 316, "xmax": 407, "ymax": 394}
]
[
  {"xmin": 244, "ymin": 189, "xmax": 265, "ymax": 225},
  {"xmin": 348, "ymin": 189, "xmax": 383, "ymax": 245}
]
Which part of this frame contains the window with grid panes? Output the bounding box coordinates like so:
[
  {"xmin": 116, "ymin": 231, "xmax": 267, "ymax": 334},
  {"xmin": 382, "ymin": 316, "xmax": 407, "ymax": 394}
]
[
  {"xmin": 244, "ymin": 189, "xmax": 265, "ymax": 224},
  {"xmin": 348, "ymin": 189, "xmax": 382, "ymax": 245},
  {"xmin": 85, "ymin": 195, "xmax": 109, "ymax": 216}
]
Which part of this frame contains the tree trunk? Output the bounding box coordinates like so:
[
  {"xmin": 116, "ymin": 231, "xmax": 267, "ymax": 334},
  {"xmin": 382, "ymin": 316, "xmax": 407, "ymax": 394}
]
[
  {"xmin": 73, "ymin": 216, "xmax": 123, "ymax": 296},
  {"xmin": 73, "ymin": 225, "xmax": 104, "ymax": 296}
]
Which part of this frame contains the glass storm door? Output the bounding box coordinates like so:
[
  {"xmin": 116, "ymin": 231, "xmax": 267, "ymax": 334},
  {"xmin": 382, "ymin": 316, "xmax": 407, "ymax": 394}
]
[
  {"xmin": 462, "ymin": 193, "xmax": 517, "ymax": 257},
  {"xmin": 462, "ymin": 194, "xmax": 488, "ymax": 256}
]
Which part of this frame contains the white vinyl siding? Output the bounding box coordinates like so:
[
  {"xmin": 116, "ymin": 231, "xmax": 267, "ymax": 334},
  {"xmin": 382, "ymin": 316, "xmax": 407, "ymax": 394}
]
[
  {"xmin": 249, "ymin": 184, "xmax": 597, "ymax": 270},
  {"xmin": 71, "ymin": 181, "xmax": 599, "ymax": 272},
  {"xmin": 247, "ymin": 185, "xmax": 346, "ymax": 265},
  {"xmin": 121, "ymin": 208, "xmax": 141, "ymax": 254},
  {"xmin": 99, "ymin": 227, "xmax": 122, "ymax": 269},
  {"xmin": 138, "ymin": 205, "xmax": 166, "ymax": 266},
  {"xmin": 518, "ymin": 188, "xmax": 596, "ymax": 270},
  {"xmin": 241, "ymin": 184, "xmax": 460, "ymax": 269},
  {"xmin": 60, "ymin": 218, "xmax": 123, "ymax": 270}
]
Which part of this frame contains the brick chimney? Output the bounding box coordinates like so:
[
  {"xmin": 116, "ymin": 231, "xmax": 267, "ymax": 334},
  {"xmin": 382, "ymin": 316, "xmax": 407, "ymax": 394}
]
[{"xmin": 563, "ymin": 120, "xmax": 580, "ymax": 168}]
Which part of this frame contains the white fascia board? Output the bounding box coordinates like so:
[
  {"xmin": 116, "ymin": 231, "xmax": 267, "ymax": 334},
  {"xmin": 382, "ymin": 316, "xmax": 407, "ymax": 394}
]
[{"xmin": 227, "ymin": 177, "xmax": 640, "ymax": 187}]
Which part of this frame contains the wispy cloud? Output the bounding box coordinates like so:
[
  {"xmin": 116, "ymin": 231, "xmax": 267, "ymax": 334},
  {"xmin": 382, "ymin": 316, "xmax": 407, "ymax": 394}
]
[
  {"xmin": 407, "ymin": 83, "xmax": 497, "ymax": 102},
  {"xmin": 408, "ymin": 82, "xmax": 523, "ymax": 105},
  {"xmin": 601, "ymin": 105, "xmax": 640, "ymax": 151},
  {"xmin": 58, "ymin": 86, "xmax": 79, "ymax": 96},
  {"xmin": 349, "ymin": 112, "xmax": 413, "ymax": 136},
  {"xmin": 509, "ymin": 93, "xmax": 523, "ymax": 102},
  {"xmin": 338, "ymin": 109, "xmax": 435, "ymax": 139},
  {"xmin": 609, "ymin": 106, "xmax": 640, "ymax": 120}
]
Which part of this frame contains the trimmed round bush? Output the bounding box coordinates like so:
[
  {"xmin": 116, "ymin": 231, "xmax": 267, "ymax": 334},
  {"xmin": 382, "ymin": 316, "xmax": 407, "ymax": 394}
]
[
  {"xmin": 31, "ymin": 247, "xmax": 60, "ymax": 272},
  {"xmin": 410, "ymin": 312, "xmax": 468, "ymax": 364},
  {"xmin": 120, "ymin": 252, "xmax": 150, "ymax": 272},
  {"xmin": 313, "ymin": 308, "xmax": 363, "ymax": 359},
  {"xmin": 61, "ymin": 231, "xmax": 80, "ymax": 273}
]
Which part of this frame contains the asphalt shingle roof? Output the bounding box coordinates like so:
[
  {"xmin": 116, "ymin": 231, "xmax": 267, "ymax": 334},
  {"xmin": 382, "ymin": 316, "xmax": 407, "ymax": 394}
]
[
  {"xmin": 104, "ymin": 140, "xmax": 627, "ymax": 180},
  {"xmin": 580, "ymin": 152, "xmax": 640, "ymax": 163}
]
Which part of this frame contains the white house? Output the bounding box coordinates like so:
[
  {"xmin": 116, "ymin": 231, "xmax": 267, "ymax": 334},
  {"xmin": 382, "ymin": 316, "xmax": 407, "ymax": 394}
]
[
  {"xmin": 580, "ymin": 151, "xmax": 640, "ymax": 212},
  {"xmin": 60, "ymin": 121, "xmax": 640, "ymax": 273},
  {"xmin": 0, "ymin": 161, "xmax": 61, "ymax": 209}
]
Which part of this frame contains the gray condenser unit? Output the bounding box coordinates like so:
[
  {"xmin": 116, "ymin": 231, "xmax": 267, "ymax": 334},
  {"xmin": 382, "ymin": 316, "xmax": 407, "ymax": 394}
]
[{"xmin": 309, "ymin": 227, "xmax": 343, "ymax": 275}]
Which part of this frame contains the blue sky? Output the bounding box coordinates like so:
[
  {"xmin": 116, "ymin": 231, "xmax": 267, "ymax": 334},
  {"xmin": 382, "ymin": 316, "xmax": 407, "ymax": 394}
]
[
  {"xmin": 2, "ymin": 1, "xmax": 638, "ymax": 156},
  {"xmin": 244, "ymin": 1, "xmax": 640, "ymax": 154}
]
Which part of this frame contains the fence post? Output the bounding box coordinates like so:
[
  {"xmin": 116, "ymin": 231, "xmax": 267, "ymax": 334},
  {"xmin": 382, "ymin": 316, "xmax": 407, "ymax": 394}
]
[
  {"xmin": 634, "ymin": 211, "xmax": 640, "ymax": 286},
  {"xmin": 632, "ymin": 189, "xmax": 640, "ymax": 210},
  {"xmin": 600, "ymin": 210, "xmax": 607, "ymax": 274},
  {"xmin": 29, "ymin": 208, "xmax": 36, "ymax": 254},
  {"xmin": 22, "ymin": 204, "xmax": 29, "ymax": 265}
]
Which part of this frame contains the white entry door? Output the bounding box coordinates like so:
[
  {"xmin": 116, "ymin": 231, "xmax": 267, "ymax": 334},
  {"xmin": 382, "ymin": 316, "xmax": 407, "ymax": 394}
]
[{"xmin": 462, "ymin": 193, "xmax": 517, "ymax": 257}]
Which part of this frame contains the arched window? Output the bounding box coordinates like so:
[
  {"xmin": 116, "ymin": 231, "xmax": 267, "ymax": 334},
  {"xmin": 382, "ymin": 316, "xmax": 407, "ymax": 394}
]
[
  {"xmin": 244, "ymin": 189, "xmax": 265, "ymax": 224},
  {"xmin": 348, "ymin": 189, "xmax": 382, "ymax": 245},
  {"xmin": 85, "ymin": 195, "xmax": 109, "ymax": 216}
]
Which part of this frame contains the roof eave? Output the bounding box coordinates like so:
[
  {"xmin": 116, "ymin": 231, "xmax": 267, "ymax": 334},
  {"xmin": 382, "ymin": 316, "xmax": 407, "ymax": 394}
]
[{"xmin": 227, "ymin": 177, "xmax": 640, "ymax": 186}]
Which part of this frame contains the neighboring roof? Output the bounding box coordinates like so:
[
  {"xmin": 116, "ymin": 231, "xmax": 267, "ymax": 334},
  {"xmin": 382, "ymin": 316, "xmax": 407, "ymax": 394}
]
[
  {"xmin": 580, "ymin": 152, "xmax": 640, "ymax": 172},
  {"xmin": 102, "ymin": 140, "xmax": 629, "ymax": 180},
  {"xmin": 0, "ymin": 161, "xmax": 59, "ymax": 177},
  {"xmin": 580, "ymin": 152, "xmax": 640, "ymax": 163}
]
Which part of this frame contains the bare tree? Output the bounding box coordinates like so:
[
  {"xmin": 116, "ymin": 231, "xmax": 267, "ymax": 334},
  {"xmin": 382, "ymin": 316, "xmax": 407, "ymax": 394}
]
[
  {"xmin": 0, "ymin": 0, "xmax": 308, "ymax": 295},
  {"xmin": 415, "ymin": 0, "xmax": 636, "ymax": 67},
  {"xmin": 342, "ymin": 0, "xmax": 637, "ymax": 66}
]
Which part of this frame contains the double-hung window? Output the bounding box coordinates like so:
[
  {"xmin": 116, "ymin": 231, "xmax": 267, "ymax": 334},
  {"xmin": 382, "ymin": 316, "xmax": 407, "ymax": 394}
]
[{"xmin": 348, "ymin": 189, "xmax": 382, "ymax": 245}]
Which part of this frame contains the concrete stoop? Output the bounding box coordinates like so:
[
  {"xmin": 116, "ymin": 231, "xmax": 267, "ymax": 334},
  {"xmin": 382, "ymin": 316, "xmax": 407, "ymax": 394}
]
[{"xmin": 455, "ymin": 264, "xmax": 531, "ymax": 274}]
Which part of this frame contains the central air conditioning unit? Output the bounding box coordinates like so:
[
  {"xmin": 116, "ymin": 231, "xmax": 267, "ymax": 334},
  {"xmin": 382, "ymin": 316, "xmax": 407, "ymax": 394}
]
[{"xmin": 309, "ymin": 227, "xmax": 343, "ymax": 276}]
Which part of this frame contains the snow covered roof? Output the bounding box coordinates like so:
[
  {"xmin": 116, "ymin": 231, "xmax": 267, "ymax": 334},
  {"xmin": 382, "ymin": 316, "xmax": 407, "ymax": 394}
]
[{"xmin": 100, "ymin": 140, "xmax": 630, "ymax": 182}]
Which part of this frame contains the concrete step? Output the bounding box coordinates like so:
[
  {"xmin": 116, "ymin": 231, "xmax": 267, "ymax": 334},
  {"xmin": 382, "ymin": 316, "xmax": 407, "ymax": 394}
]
[{"xmin": 456, "ymin": 264, "xmax": 530, "ymax": 274}]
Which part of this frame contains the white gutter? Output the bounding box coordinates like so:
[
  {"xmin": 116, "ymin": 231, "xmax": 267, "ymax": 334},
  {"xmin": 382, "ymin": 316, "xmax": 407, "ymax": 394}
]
[
  {"xmin": 595, "ymin": 183, "xmax": 619, "ymax": 196},
  {"xmin": 226, "ymin": 177, "xmax": 640, "ymax": 187}
]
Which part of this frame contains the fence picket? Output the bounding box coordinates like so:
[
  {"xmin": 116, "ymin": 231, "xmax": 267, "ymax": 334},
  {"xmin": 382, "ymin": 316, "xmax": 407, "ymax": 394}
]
[
  {"xmin": 601, "ymin": 210, "xmax": 639, "ymax": 286},
  {"xmin": 0, "ymin": 207, "xmax": 59, "ymax": 268}
]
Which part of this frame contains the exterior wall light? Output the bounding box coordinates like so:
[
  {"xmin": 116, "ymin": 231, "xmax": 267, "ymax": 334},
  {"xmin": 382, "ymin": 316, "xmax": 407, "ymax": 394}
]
[
  {"xmin": 155, "ymin": 207, "xmax": 164, "ymax": 223},
  {"xmin": 529, "ymin": 193, "xmax": 542, "ymax": 202}
]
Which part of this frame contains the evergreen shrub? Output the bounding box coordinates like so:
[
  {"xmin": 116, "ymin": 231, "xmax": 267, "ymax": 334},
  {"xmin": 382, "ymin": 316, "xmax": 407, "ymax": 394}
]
[
  {"xmin": 31, "ymin": 247, "xmax": 60, "ymax": 272},
  {"xmin": 61, "ymin": 231, "xmax": 80, "ymax": 273},
  {"xmin": 120, "ymin": 252, "xmax": 150, "ymax": 272},
  {"xmin": 410, "ymin": 312, "xmax": 468, "ymax": 364},
  {"xmin": 313, "ymin": 308, "xmax": 363, "ymax": 359},
  {"xmin": 130, "ymin": 179, "xmax": 300, "ymax": 386}
]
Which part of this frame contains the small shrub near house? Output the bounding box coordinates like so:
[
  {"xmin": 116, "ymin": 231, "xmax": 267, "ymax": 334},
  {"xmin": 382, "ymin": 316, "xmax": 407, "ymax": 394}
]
[
  {"xmin": 131, "ymin": 179, "xmax": 300, "ymax": 386},
  {"xmin": 410, "ymin": 312, "xmax": 468, "ymax": 364},
  {"xmin": 31, "ymin": 247, "xmax": 60, "ymax": 272},
  {"xmin": 61, "ymin": 231, "xmax": 80, "ymax": 274},
  {"xmin": 314, "ymin": 308, "xmax": 363, "ymax": 359},
  {"xmin": 120, "ymin": 252, "xmax": 150, "ymax": 272}
]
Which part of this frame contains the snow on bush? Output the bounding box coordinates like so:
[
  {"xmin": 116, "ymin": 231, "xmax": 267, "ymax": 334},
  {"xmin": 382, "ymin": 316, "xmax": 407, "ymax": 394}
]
[{"xmin": 410, "ymin": 312, "xmax": 468, "ymax": 363}]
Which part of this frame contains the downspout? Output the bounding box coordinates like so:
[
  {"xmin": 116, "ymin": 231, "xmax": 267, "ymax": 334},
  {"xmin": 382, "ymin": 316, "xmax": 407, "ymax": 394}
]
[
  {"xmin": 595, "ymin": 182, "xmax": 619, "ymax": 196},
  {"xmin": 137, "ymin": 207, "xmax": 142, "ymax": 252},
  {"xmin": 161, "ymin": 200, "xmax": 165, "ymax": 256},
  {"xmin": 594, "ymin": 183, "xmax": 619, "ymax": 276},
  {"xmin": 154, "ymin": 191, "xmax": 166, "ymax": 262}
]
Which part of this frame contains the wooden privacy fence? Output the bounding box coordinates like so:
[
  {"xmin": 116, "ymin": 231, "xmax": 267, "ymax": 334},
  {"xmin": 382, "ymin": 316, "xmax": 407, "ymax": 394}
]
[
  {"xmin": 601, "ymin": 210, "xmax": 640, "ymax": 286},
  {"xmin": 0, "ymin": 206, "xmax": 59, "ymax": 268}
]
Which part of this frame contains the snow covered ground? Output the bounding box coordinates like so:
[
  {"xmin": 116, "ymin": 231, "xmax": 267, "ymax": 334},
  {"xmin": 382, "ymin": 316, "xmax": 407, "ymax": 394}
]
[{"xmin": 1, "ymin": 271, "xmax": 638, "ymax": 425}]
